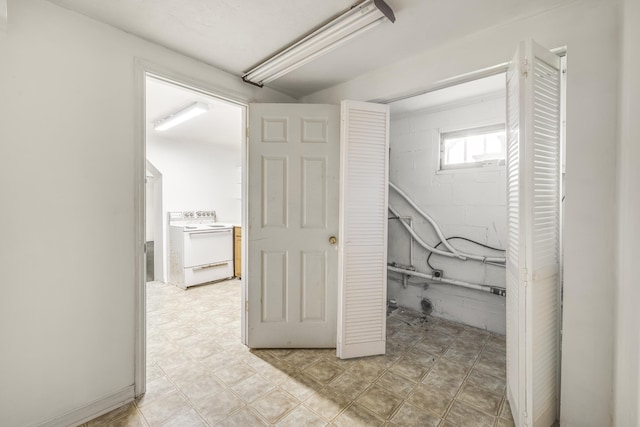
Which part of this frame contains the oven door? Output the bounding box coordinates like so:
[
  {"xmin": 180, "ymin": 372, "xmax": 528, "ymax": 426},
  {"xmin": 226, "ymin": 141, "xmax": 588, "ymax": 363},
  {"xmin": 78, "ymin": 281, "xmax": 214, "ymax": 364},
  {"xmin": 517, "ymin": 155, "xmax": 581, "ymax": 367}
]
[{"xmin": 183, "ymin": 228, "xmax": 233, "ymax": 268}]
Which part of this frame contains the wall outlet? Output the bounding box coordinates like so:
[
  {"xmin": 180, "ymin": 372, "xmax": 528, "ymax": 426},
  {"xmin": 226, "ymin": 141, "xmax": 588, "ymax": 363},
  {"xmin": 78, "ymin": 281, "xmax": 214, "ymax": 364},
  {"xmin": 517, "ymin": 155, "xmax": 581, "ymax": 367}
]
[{"xmin": 433, "ymin": 269, "xmax": 443, "ymax": 279}]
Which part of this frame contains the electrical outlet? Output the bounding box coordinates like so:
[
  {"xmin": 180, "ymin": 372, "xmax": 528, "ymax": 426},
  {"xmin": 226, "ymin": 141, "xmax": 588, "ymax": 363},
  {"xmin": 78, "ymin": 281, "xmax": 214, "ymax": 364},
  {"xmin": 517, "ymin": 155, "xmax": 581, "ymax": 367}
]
[{"xmin": 433, "ymin": 269, "xmax": 443, "ymax": 279}]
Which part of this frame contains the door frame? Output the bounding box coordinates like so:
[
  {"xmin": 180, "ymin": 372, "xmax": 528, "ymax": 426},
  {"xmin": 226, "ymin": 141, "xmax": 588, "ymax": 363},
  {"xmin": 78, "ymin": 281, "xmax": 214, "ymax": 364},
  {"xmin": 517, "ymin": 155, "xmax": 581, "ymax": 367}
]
[
  {"xmin": 377, "ymin": 46, "xmax": 566, "ymax": 105},
  {"xmin": 134, "ymin": 59, "xmax": 249, "ymax": 397}
]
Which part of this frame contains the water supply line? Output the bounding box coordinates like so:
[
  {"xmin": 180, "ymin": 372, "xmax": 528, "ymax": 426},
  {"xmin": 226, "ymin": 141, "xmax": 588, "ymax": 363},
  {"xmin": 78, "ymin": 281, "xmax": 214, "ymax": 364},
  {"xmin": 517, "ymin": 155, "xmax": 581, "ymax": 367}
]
[
  {"xmin": 387, "ymin": 263, "xmax": 506, "ymax": 297},
  {"xmin": 388, "ymin": 181, "xmax": 506, "ymax": 264},
  {"xmin": 388, "ymin": 205, "xmax": 467, "ymax": 260},
  {"xmin": 389, "ymin": 181, "xmax": 461, "ymax": 255}
]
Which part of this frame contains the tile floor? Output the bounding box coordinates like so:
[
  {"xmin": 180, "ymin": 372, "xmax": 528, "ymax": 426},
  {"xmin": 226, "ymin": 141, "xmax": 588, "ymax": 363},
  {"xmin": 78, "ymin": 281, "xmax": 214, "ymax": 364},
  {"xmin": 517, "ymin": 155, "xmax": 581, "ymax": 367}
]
[{"xmin": 83, "ymin": 279, "xmax": 515, "ymax": 427}]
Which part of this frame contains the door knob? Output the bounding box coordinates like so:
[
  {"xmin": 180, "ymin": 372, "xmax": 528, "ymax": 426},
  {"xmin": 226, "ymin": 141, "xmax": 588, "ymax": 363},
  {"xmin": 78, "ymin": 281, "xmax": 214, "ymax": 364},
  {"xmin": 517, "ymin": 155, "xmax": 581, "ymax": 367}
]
[{"xmin": 329, "ymin": 236, "xmax": 337, "ymax": 245}]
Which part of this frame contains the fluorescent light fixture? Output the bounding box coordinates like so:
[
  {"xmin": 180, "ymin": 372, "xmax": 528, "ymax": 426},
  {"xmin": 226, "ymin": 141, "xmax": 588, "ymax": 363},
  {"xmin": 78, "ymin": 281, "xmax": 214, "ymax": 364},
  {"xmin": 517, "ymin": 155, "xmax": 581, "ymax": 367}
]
[
  {"xmin": 0, "ymin": 0, "xmax": 7, "ymax": 31},
  {"xmin": 154, "ymin": 102, "xmax": 209, "ymax": 131},
  {"xmin": 242, "ymin": 0, "xmax": 395, "ymax": 87}
]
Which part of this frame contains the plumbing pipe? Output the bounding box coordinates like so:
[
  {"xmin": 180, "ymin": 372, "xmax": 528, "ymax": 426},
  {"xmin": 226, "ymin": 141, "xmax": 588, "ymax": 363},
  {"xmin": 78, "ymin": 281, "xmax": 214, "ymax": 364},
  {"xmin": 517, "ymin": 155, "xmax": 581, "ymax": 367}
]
[
  {"xmin": 387, "ymin": 264, "xmax": 506, "ymax": 297},
  {"xmin": 389, "ymin": 182, "xmax": 507, "ymax": 264},
  {"xmin": 389, "ymin": 205, "xmax": 467, "ymax": 260},
  {"xmin": 408, "ymin": 217, "xmax": 413, "ymax": 267},
  {"xmin": 389, "ymin": 181, "xmax": 461, "ymax": 255},
  {"xmin": 388, "ymin": 204, "xmax": 506, "ymax": 264}
]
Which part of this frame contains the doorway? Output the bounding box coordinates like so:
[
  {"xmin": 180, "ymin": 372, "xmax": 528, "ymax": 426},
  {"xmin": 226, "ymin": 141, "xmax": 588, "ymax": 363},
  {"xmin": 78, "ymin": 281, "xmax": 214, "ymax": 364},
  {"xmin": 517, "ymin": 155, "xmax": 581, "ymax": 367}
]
[
  {"xmin": 139, "ymin": 69, "xmax": 248, "ymax": 397},
  {"xmin": 383, "ymin": 43, "xmax": 566, "ymax": 426},
  {"xmin": 386, "ymin": 72, "xmax": 508, "ymax": 334}
]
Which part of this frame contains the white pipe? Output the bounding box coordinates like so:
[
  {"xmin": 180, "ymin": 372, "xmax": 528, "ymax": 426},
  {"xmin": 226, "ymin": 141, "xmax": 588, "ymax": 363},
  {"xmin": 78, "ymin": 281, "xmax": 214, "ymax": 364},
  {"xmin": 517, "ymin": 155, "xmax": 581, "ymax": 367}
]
[
  {"xmin": 387, "ymin": 265, "xmax": 506, "ymax": 296},
  {"xmin": 388, "ymin": 183, "xmax": 506, "ymax": 264},
  {"xmin": 389, "ymin": 205, "xmax": 505, "ymax": 263},
  {"xmin": 389, "ymin": 181, "xmax": 461, "ymax": 255},
  {"xmin": 388, "ymin": 205, "xmax": 466, "ymax": 260}
]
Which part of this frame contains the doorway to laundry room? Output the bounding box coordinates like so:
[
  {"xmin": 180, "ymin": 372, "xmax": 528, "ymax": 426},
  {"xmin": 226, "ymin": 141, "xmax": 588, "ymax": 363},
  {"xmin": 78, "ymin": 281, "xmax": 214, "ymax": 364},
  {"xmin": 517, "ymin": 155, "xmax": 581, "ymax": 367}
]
[
  {"xmin": 385, "ymin": 73, "xmax": 513, "ymax": 423},
  {"xmin": 387, "ymin": 73, "xmax": 509, "ymax": 333},
  {"xmin": 143, "ymin": 73, "xmax": 247, "ymax": 392},
  {"xmin": 385, "ymin": 44, "xmax": 566, "ymax": 426}
]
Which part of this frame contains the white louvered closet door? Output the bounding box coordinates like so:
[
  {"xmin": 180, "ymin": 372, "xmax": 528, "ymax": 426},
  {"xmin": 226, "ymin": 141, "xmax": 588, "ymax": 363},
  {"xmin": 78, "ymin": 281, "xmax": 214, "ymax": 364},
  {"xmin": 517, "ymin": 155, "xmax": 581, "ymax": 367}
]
[
  {"xmin": 506, "ymin": 40, "xmax": 562, "ymax": 427},
  {"xmin": 337, "ymin": 100, "xmax": 390, "ymax": 359}
]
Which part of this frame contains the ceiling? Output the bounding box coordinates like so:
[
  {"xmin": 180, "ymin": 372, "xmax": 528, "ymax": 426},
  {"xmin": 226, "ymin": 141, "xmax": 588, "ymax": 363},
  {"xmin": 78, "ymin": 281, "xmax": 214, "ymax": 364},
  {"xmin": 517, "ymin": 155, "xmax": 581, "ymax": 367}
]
[
  {"xmin": 146, "ymin": 77, "xmax": 243, "ymax": 146},
  {"xmin": 48, "ymin": 0, "xmax": 573, "ymax": 98}
]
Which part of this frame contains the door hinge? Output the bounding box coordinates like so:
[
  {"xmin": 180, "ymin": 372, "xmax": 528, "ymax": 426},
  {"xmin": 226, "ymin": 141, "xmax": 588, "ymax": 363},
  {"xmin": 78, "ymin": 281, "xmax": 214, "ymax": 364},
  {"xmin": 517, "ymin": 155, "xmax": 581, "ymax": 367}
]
[
  {"xmin": 245, "ymin": 301, "xmax": 249, "ymax": 312},
  {"xmin": 522, "ymin": 58, "xmax": 530, "ymax": 78}
]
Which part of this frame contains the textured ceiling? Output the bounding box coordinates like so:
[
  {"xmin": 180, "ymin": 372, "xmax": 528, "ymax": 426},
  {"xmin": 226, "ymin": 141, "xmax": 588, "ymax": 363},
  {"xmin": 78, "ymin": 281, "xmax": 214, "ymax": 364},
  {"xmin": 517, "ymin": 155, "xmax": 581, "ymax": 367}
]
[{"xmin": 48, "ymin": 0, "xmax": 573, "ymax": 98}]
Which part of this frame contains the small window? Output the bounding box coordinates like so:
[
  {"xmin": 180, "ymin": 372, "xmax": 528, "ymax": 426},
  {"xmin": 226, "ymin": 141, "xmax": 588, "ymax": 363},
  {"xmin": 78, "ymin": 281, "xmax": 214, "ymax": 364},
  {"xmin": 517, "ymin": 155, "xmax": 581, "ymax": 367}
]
[{"xmin": 440, "ymin": 124, "xmax": 506, "ymax": 170}]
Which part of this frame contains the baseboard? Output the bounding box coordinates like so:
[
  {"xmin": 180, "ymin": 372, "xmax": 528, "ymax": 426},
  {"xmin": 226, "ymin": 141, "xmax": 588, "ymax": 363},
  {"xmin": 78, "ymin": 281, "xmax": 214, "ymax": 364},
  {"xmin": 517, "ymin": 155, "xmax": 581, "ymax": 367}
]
[{"xmin": 35, "ymin": 385, "xmax": 135, "ymax": 427}]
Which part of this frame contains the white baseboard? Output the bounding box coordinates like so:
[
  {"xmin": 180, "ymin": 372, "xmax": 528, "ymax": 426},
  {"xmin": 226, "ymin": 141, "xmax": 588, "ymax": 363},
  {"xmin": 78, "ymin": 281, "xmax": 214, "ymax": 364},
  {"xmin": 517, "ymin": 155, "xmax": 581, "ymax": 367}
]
[{"xmin": 35, "ymin": 385, "xmax": 135, "ymax": 427}]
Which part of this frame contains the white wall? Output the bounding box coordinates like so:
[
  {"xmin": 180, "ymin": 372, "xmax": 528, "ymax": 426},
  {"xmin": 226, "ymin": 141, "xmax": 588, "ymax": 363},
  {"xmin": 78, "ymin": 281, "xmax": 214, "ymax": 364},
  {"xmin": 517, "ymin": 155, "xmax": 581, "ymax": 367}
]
[
  {"xmin": 146, "ymin": 135, "xmax": 241, "ymax": 282},
  {"xmin": 388, "ymin": 95, "xmax": 507, "ymax": 333},
  {"xmin": 305, "ymin": 1, "xmax": 620, "ymax": 425},
  {"xmin": 614, "ymin": 0, "xmax": 640, "ymax": 424},
  {"xmin": 0, "ymin": 0, "xmax": 293, "ymax": 425},
  {"xmin": 147, "ymin": 136, "xmax": 241, "ymax": 223}
]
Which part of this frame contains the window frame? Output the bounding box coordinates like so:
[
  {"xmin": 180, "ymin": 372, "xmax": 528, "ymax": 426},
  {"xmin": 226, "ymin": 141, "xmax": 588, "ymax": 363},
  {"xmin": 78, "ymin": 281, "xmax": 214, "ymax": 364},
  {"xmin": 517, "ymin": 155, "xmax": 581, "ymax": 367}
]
[{"xmin": 439, "ymin": 123, "xmax": 506, "ymax": 171}]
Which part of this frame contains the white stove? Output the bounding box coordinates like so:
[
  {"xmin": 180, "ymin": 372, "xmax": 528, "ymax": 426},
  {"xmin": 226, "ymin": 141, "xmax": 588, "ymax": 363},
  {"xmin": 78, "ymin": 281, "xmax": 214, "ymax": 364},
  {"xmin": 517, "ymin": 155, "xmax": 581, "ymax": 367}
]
[{"xmin": 168, "ymin": 211, "xmax": 234, "ymax": 289}]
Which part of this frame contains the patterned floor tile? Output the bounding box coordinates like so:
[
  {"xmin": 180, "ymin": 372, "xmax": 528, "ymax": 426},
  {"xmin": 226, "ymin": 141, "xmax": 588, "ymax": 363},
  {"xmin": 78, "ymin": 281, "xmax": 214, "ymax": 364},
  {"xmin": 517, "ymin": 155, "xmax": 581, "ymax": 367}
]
[
  {"xmin": 250, "ymin": 389, "xmax": 300, "ymax": 423},
  {"xmin": 356, "ymin": 385, "xmax": 403, "ymax": 419},
  {"xmin": 332, "ymin": 403, "xmax": 385, "ymax": 427},
  {"xmin": 85, "ymin": 280, "xmax": 508, "ymax": 427},
  {"xmin": 138, "ymin": 393, "xmax": 192, "ymax": 426},
  {"xmin": 446, "ymin": 400, "xmax": 496, "ymax": 427},
  {"xmin": 305, "ymin": 360, "xmax": 345, "ymax": 384},
  {"xmin": 457, "ymin": 382, "xmax": 503, "ymax": 415},
  {"xmin": 276, "ymin": 405, "xmax": 327, "ymax": 427},
  {"xmin": 406, "ymin": 383, "xmax": 453, "ymax": 417},
  {"xmin": 304, "ymin": 389, "xmax": 351, "ymax": 421},
  {"xmin": 374, "ymin": 371, "xmax": 416, "ymax": 398},
  {"xmin": 215, "ymin": 407, "xmax": 268, "ymax": 427},
  {"xmin": 390, "ymin": 402, "xmax": 441, "ymax": 427}
]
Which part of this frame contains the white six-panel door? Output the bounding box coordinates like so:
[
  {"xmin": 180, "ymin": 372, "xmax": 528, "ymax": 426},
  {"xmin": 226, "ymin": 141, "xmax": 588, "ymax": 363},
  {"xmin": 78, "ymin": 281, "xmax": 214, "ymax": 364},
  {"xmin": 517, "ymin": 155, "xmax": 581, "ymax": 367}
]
[
  {"xmin": 506, "ymin": 40, "xmax": 562, "ymax": 427},
  {"xmin": 247, "ymin": 103, "xmax": 340, "ymax": 348}
]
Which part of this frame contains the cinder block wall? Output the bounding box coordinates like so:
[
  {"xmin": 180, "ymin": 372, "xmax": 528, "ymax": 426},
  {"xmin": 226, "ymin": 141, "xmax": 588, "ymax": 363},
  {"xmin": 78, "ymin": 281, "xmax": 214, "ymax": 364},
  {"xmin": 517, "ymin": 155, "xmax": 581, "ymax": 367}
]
[{"xmin": 388, "ymin": 94, "xmax": 507, "ymax": 334}]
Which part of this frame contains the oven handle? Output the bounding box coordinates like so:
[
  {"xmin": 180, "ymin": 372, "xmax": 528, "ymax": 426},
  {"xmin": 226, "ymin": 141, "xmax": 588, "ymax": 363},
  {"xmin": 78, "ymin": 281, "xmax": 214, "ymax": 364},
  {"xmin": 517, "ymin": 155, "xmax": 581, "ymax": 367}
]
[
  {"xmin": 193, "ymin": 262, "xmax": 229, "ymax": 271},
  {"xmin": 185, "ymin": 229, "xmax": 232, "ymax": 235}
]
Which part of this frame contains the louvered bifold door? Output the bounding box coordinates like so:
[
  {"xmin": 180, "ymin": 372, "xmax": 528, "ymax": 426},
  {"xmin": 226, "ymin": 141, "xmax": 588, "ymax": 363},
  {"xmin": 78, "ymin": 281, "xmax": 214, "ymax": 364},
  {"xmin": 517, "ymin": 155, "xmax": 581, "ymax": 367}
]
[
  {"xmin": 506, "ymin": 44, "xmax": 526, "ymax": 427},
  {"xmin": 506, "ymin": 40, "xmax": 562, "ymax": 427},
  {"xmin": 337, "ymin": 100, "xmax": 390, "ymax": 359}
]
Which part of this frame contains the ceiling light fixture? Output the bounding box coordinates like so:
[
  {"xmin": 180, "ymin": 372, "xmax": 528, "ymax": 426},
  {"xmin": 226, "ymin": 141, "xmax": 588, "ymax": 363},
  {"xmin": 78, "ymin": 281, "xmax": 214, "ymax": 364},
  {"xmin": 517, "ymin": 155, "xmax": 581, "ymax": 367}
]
[
  {"xmin": 154, "ymin": 102, "xmax": 209, "ymax": 131},
  {"xmin": 242, "ymin": 0, "xmax": 395, "ymax": 87}
]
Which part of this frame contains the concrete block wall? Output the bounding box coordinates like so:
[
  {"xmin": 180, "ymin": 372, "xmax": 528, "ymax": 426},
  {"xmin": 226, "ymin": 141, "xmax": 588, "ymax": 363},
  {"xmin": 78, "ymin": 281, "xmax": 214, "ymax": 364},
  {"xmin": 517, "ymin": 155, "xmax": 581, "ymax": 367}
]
[{"xmin": 388, "ymin": 94, "xmax": 507, "ymax": 334}]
